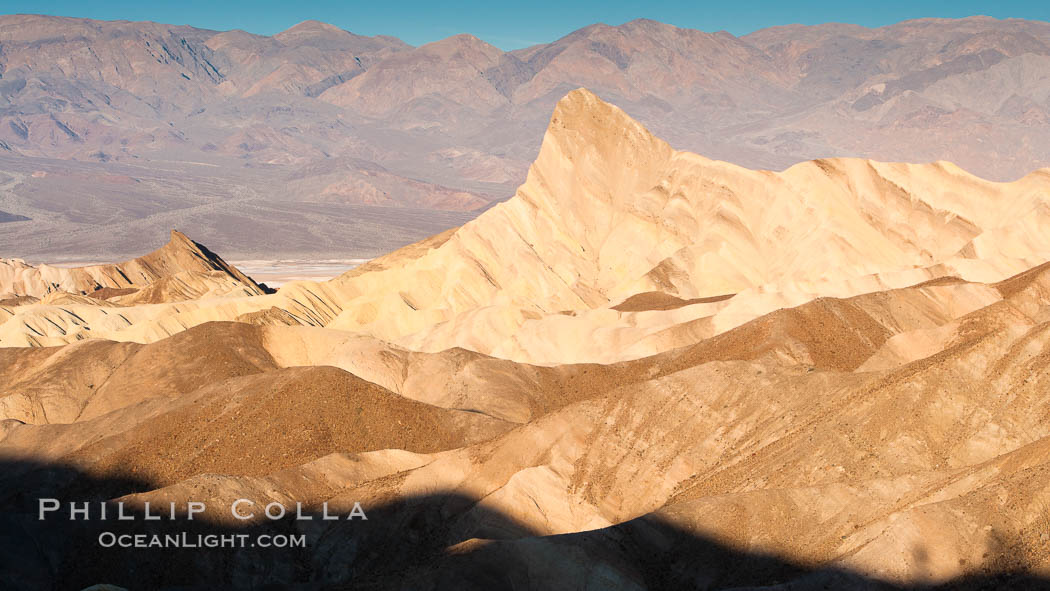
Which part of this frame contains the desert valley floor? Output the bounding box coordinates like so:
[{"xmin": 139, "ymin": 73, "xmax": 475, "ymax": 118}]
[{"xmin": 3, "ymin": 90, "xmax": 1050, "ymax": 589}]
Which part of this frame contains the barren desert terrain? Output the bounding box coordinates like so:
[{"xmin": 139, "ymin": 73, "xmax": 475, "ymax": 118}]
[
  {"xmin": 1, "ymin": 15, "xmax": 1050, "ymax": 260},
  {"xmin": 3, "ymin": 89, "xmax": 1050, "ymax": 589}
]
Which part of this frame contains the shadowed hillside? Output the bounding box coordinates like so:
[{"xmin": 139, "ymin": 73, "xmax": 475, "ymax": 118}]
[{"xmin": 2, "ymin": 460, "xmax": 1048, "ymax": 590}]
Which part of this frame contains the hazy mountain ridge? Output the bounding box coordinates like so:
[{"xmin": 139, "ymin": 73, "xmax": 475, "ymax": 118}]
[{"xmin": 1, "ymin": 14, "xmax": 1050, "ymax": 259}]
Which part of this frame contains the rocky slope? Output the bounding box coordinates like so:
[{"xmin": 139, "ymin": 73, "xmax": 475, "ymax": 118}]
[
  {"xmin": 0, "ymin": 230, "xmax": 265, "ymax": 299},
  {"xmin": 4, "ymin": 261, "xmax": 1050, "ymax": 588}
]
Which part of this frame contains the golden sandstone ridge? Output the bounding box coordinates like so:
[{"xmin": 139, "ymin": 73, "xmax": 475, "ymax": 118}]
[
  {"xmin": 4, "ymin": 90, "xmax": 1050, "ymax": 589},
  {"xmin": 0, "ymin": 229, "xmax": 265, "ymax": 300},
  {"xmin": 3, "ymin": 89, "xmax": 1050, "ymax": 360}
]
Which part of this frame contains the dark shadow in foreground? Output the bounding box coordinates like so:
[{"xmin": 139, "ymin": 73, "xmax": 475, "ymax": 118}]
[{"xmin": 0, "ymin": 458, "xmax": 1048, "ymax": 590}]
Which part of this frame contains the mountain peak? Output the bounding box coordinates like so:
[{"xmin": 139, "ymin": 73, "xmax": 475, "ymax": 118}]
[
  {"xmin": 619, "ymin": 17, "xmax": 676, "ymax": 32},
  {"xmin": 519, "ymin": 89, "xmax": 675, "ymax": 233},
  {"xmin": 544, "ymin": 88, "xmax": 669, "ymax": 163},
  {"xmin": 0, "ymin": 230, "xmax": 264, "ymax": 300},
  {"xmin": 424, "ymin": 33, "xmax": 500, "ymax": 52},
  {"xmin": 272, "ymin": 19, "xmax": 410, "ymax": 53},
  {"xmin": 169, "ymin": 228, "xmax": 194, "ymax": 244},
  {"xmin": 418, "ymin": 33, "xmax": 503, "ymax": 63},
  {"xmin": 162, "ymin": 228, "xmax": 211, "ymax": 260},
  {"xmin": 154, "ymin": 230, "xmax": 262, "ymax": 291},
  {"xmin": 278, "ymin": 19, "xmax": 343, "ymax": 34},
  {"xmin": 274, "ymin": 19, "xmax": 352, "ymax": 43}
]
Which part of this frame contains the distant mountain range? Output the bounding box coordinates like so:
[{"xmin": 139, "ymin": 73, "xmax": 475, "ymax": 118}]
[{"xmin": 0, "ymin": 14, "xmax": 1048, "ymax": 258}]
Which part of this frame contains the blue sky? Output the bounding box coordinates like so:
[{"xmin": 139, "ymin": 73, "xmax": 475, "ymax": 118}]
[{"xmin": 4, "ymin": 0, "xmax": 1048, "ymax": 49}]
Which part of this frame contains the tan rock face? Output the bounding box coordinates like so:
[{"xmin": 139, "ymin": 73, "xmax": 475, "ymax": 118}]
[
  {"xmin": 0, "ymin": 230, "xmax": 264, "ymax": 299},
  {"xmin": 7, "ymin": 90, "xmax": 1049, "ymax": 363},
  {"xmin": 3, "ymin": 90, "xmax": 1050, "ymax": 589}
]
